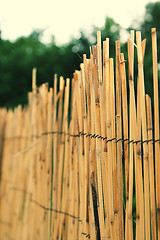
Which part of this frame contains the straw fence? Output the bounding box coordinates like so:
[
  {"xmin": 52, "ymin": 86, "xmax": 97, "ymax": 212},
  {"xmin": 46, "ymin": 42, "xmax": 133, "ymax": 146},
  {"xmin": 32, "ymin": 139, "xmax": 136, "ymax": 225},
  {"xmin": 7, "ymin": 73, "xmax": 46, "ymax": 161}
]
[{"xmin": 0, "ymin": 28, "xmax": 160, "ymax": 240}]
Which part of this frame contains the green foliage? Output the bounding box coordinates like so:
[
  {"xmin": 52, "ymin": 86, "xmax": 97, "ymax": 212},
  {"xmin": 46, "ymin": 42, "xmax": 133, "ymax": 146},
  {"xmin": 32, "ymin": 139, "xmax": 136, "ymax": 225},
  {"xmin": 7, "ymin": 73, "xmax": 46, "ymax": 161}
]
[
  {"xmin": 0, "ymin": 2, "xmax": 159, "ymax": 108},
  {"xmin": 93, "ymin": 17, "xmax": 121, "ymax": 58},
  {"xmin": 138, "ymin": 2, "xmax": 160, "ymax": 102},
  {"xmin": 0, "ymin": 17, "xmax": 121, "ymax": 108},
  {"xmin": 141, "ymin": 2, "xmax": 160, "ymax": 39},
  {"xmin": 127, "ymin": 1, "xmax": 160, "ymax": 107}
]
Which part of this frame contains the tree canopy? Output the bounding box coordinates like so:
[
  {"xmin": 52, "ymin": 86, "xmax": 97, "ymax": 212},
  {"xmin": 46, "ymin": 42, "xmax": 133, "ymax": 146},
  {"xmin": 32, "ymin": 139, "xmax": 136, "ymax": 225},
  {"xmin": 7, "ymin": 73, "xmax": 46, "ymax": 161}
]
[{"xmin": 0, "ymin": 2, "xmax": 159, "ymax": 108}]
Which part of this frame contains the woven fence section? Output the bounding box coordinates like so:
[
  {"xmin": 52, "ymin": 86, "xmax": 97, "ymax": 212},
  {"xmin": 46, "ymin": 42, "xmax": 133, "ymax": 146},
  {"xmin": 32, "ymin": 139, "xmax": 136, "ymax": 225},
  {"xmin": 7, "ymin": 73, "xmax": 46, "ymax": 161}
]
[{"xmin": 0, "ymin": 29, "xmax": 160, "ymax": 240}]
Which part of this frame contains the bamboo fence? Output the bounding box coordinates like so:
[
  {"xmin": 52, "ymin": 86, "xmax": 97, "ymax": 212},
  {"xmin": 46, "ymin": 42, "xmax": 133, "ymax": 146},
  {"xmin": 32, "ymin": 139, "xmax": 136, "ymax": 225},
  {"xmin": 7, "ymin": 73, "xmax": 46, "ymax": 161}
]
[{"xmin": 0, "ymin": 28, "xmax": 160, "ymax": 240}]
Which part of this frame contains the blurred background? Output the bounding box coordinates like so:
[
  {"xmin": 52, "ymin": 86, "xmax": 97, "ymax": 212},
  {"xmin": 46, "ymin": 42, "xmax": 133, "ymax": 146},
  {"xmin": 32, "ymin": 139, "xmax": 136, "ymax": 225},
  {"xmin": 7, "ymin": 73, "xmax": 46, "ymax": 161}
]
[{"xmin": 0, "ymin": 0, "xmax": 160, "ymax": 108}]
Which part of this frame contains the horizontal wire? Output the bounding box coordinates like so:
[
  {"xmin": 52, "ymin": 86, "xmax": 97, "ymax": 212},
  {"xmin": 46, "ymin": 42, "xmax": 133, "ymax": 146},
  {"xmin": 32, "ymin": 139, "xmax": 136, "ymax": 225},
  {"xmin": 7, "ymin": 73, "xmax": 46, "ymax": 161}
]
[
  {"xmin": 1, "ymin": 131, "xmax": 160, "ymax": 144},
  {"xmin": 78, "ymin": 132, "xmax": 159, "ymax": 144},
  {"xmin": 30, "ymin": 198, "xmax": 82, "ymax": 222},
  {"xmin": 9, "ymin": 186, "xmax": 82, "ymax": 222}
]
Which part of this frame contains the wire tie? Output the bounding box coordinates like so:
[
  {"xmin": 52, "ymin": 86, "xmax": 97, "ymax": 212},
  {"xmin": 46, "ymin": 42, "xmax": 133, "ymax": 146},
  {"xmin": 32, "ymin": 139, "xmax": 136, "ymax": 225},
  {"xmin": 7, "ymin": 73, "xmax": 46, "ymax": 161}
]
[
  {"xmin": 106, "ymin": 137, "xmax": 116, "ymax": 143},
  {"xmin": 116, "ymin": 138, "xmax": 123, "ymax": 143},
  {"xmin": 133, "ymin": 140, "xmax": 141, "ymax": 144},
  {"xmin": 128, "ymin": 140, "xmax": 134, "ymax": 144},
  {"xmin": 86, "ymin": 134, "xmax": 92, "ymax": 137},
  {"xmin": 91, "ymin": 134, "xmax": 96, "ymax": 138},
  {"xmin": 94, "ymin": 134, "xmax": 99, "ymax": 138},
  {"xmin": 123, "ymin": 138, "xmax": 129, "ymax": 142},
  {"xmin": 103, "ymin": 137, "xmax": 107, "ymax": 140}
]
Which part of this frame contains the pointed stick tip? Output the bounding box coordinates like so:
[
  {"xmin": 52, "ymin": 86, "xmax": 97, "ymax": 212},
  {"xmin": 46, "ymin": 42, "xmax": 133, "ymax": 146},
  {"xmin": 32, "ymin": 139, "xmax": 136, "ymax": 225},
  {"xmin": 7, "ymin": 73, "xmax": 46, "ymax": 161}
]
[{"xmin": 151, "ymin": 28, "xmax": 156, "ymax": 33}]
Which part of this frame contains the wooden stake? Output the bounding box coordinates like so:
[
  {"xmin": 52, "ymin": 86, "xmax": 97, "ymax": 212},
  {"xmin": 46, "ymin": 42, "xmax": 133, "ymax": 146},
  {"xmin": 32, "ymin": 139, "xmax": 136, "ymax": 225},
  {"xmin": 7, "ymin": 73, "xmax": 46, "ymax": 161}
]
[
  {"xmin": 127, "ymin": 32, "xmax": 135, "ymax": 240},
  {"xmin": 151, "ymin": 28, "xmax": 160, "ymax": 238},
  {"xmin": 136, "ymin": 31, "xmax": 150, "ymax": 240},
  {"xmin": 146, "ymin": 94, "xmax": 157, "ymax": 240}
]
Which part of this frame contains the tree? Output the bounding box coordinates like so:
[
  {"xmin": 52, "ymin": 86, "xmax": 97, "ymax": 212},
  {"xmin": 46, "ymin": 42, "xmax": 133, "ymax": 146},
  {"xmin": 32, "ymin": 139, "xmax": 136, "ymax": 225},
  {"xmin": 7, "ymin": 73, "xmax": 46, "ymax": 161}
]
[
  {"xmin": 141, "ymin": 2, "xmax": 160, "ymax": 43},
  {"xmin": 127, "ymin": 2, "xmax": 160, "ymax": 100},
  {"xmin": 140, "ymin": 2, "xmax": 160, "ymax": 99},
  {"xmin": 92, "ymin": 17, "xmax": 121, "ymax": 58},
  {"xmin": 0, "ymin": 17, "xmax": 122, "ymax": 108}
]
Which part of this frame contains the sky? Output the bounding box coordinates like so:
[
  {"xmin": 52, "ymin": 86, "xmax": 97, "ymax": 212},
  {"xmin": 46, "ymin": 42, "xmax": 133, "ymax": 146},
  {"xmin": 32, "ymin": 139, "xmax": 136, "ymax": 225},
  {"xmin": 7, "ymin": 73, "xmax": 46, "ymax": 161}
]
[{"xmin": 0, "ymin": 0, "xmax": 158, "ymax": 45}]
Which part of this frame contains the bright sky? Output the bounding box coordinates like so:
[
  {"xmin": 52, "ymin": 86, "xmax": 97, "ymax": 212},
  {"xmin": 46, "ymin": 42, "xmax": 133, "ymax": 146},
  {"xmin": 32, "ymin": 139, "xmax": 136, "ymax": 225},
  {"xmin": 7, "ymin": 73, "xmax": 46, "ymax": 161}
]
[{"xmin": 0, "ymin": 0, "xmax": 158, "ymax": 45}]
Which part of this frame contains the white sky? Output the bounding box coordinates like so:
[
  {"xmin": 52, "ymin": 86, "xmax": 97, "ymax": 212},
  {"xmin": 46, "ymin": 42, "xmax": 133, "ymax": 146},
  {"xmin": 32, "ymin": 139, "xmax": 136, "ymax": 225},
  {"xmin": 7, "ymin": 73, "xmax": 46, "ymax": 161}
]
[{"xmin": 0, "ymin": 0, "xmax": 158, "ymax": 45}]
